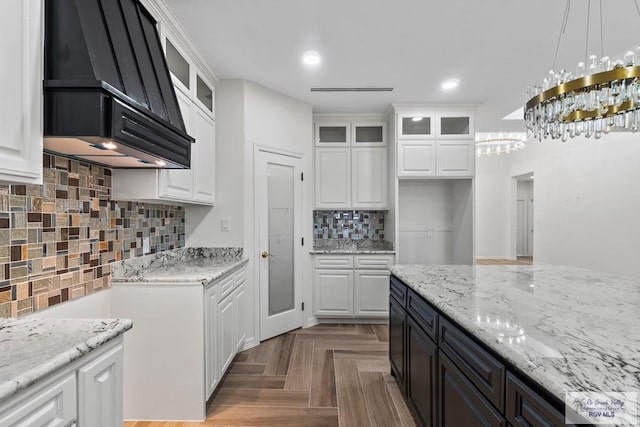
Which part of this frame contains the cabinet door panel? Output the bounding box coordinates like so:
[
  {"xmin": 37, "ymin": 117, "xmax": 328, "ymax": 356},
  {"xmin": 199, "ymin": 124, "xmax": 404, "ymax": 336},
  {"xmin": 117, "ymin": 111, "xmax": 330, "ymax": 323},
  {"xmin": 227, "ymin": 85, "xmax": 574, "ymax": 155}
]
[
  {"xmin": 436, "ymin": 140, "xmax": 474, "ymax": 177},
  {"xmin": 234, "ymin": 282, "xmax": 246, "ymax": 352},
  {"xmin": 398, "ymin": 114, "xmax": 434, "ymax": 140},
  {"xmin": 354, "ymin": 270, "xmax": 389, "ymax": 317},
  {"xmin": 205, "ymin": 285, "xmax": 218, "ymax": 399},
  {"xmin": 314, "ymin": 148, "xmax": 350, "ymax": 208},
  {"xmin": 193, "ymin": 107, "xmax": 215, "ymax": 204},
  {"xmin": 352, "ymin": 122, "xmax": 386, "ymax": 146},
  {"xmin": 0, "ymin": 0, "xmax": 43, "ymax": 184},
  {"xmin": 437, "ymin": 113, "xmax": 474, "ymax": 139},
  {"xmin": 352, "ymin": 148, "xmax": 387, "ymax": 209},
  {"xmin": 159, "ymin": 89, "xmax": 194, "ymax": 200},
  {"xmin": 506, "ymin": 373, "xmax": 567, "ymax": 427},
  {"xmin": 0, "ymin": 373, "xmax": 76, "ymax": 427},
  {"xmin": 439, "ymin": 351, "xmax": 507, "ymax": 427},
  {"xmin": 389, "ymin": 296, "xmax": 406, "ymax": 391},
  {"xmin": 397, "ymin": 142, "xmax": 435, "ymax": 177},
  {"xmin": 314, "ymin": 269, "xmax": 353, "ymax": 316},
  {"xmin": 315, "ymin": 123, "xmax": 350, "ymax": 146},
  {"xmin": 407, "ymin": 317, "xmax": 437, "ymax": 427},
  {"xmin": 218, "ymin": 293, "xmax": 236, "ymax": 375},
  {"xmin": 77, "ymin": 341, "xmax": 124, "ymax": 427}
]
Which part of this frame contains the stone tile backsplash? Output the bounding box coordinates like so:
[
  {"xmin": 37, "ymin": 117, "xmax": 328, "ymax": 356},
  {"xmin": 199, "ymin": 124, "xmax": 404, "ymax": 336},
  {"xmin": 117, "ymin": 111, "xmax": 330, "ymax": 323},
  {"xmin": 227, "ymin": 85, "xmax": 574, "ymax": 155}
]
[
  {"xmin": 313, "ymin": 210, "xmax": 385, "ymax": 240},
  {"xmin": 0, "ymin": 154, "xmax": 185, "ymax": 317}
]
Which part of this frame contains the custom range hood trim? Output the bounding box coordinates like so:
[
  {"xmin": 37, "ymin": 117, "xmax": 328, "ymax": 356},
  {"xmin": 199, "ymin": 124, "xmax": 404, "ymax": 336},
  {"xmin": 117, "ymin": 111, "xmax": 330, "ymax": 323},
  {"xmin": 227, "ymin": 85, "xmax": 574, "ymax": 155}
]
[{"xmin": 43, "ymin": 0, "xmax": 195, "ymax": 169}]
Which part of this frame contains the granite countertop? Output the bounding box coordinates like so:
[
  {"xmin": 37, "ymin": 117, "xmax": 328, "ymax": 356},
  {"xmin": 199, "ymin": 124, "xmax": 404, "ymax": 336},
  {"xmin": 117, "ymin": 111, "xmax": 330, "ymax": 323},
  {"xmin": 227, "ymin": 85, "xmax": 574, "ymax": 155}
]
[
  {"xmin": 111, "ymin": 247, "xmax": 248, "ymax": 284},
  {"xmin": 390, "ymin": 264, "xmax": 640, "ymax": 406},
  {"xmin": 0, "ymin": 318, "xmax": 132, "ymax": 402},
  {"xmin": 310, "ymin": 239, "xmax": 395, "ymax": 254}
]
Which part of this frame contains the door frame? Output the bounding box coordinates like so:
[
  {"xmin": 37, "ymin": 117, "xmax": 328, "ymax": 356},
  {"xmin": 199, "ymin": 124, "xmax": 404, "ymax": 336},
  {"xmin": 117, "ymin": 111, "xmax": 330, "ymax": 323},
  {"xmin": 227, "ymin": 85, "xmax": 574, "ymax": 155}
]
[{"xmin": 253, "ymin": 144, "xmax": 305, "ymax": 342}]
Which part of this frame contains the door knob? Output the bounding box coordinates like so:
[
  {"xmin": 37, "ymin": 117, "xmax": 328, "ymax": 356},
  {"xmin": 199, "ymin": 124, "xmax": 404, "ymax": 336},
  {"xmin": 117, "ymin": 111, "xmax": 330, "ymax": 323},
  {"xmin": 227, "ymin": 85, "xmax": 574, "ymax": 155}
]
[{"xmin": 261, "ymin": 251, "xmax": 270, "ymax": 258}]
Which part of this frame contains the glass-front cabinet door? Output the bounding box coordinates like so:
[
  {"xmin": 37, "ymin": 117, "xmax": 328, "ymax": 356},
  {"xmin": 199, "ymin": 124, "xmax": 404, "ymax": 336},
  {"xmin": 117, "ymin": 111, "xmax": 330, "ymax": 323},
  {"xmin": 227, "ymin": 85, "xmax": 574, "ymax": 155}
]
[
  {"xmin": 437, "ymin": 112, "xmax": 474, "ymax": 139},
  {"xmin": 398, "ymin": 114, "xmax": 434, "ymax": 140},
  {"xmin": 315, "ymin": 122, "xmax": 350, "ymax": 146},
  {"xmin": 196, "ymin": 74, "xmax": 215, "ymax": 116},
  {"xmin": 352, "ymin": 122, "xmax": 386, "ymax": 146}
]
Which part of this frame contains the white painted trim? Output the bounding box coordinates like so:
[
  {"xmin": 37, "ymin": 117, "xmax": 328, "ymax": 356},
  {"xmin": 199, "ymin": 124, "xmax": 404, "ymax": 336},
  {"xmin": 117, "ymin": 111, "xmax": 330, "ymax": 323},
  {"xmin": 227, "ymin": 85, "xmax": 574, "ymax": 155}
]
[
  {"xmin": 475, "ymin": 256, "xmax": 517, "ymax": 260},
  {"xmin": 317, "ymin": 318, "xmax": 388, "ymax": 325},
  {"xmin": 255, "ymin": 144, "xmax": 304, "ymax": 159}
]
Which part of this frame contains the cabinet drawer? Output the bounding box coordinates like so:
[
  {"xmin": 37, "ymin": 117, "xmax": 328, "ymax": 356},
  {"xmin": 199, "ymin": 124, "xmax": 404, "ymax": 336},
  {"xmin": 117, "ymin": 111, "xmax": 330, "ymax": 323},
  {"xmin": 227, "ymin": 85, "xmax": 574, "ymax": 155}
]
[
  {"xmin": 0, "ymin": 372, "xmax": 77, "ymax": 427},
  {"xmin": 354, "ymin": 254, "xmax": 394, "ymax": 269},
  {"xmin": 219, "ymin": 273, "xmax": 236, "ymax": 298},
  {"xmin": 390, "ymin": 275, "xmax": 407, "ymax": 306},
  {"xmin": 506, "ymin": 373, "xmax": 567, "ymax": 427},
  {"xmin": 233, "ymin": 268, "xmax": 246, "ymax": 285},
  {"xmin": 313, "ymin": 255, "xmax": 354, "ymax": 269},
  {"xmin": 439, "ymin": 318, "xmax": 506, "ymax": 411},
  {"xmin": 407, "ymin": 289, "xmax": 438, "ymax": 342}
]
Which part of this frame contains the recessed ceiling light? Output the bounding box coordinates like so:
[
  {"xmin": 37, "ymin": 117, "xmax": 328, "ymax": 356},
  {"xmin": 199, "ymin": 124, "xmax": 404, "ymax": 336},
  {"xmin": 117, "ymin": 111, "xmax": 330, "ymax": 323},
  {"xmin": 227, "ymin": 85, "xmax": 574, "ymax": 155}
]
[
  {"xmin": 441, "ymin": 79, "xmax": 460, "ymax": 90},
  {"xmin": 302, "ymin": 51, "xmax": 321, "ymax": 66},
  {"xmin": 155, "ymin": 160, "xmax": 167, "ymax": 166},
  {"xmin": 102, "ymin": 142, "xmax": 117, "ymax": 150},
  {"xmin": 411, "ymin": 117, "xmax": 423, "ymax": 122}
]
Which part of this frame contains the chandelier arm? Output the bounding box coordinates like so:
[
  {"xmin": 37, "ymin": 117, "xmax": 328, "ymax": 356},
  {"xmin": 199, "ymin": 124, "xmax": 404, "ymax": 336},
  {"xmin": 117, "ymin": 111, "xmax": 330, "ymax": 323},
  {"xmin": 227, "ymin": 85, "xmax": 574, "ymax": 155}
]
[
  {"xmin": 634, "ymin": 0, "xmax": 640, "ymax": 19},
  {"xmin": 599, "ymin": 0, "xmax": 603, "ymax": 58},
  {"xmin": 552, "ymin": 0, "xmax": 572, "ymax": 71},
  {"xmin": 585, "ymin": 0, "xmax": 591, "ymax": 66}
]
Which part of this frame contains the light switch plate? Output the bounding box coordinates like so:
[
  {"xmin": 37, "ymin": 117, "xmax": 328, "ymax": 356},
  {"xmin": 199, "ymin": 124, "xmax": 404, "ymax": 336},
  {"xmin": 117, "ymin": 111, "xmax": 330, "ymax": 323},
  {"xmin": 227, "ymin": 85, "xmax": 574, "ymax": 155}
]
[{"xmin": 221, "ymin": 218, "xmax": 230, "ymax": 232}]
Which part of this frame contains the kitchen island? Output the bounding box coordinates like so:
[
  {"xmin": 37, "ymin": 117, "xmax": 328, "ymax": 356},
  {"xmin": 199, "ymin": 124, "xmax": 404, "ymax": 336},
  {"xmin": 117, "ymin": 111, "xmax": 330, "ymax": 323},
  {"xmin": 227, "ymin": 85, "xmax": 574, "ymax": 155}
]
[{"xmin": 390, "ymin": 264, "xmax": 640, "ymax": 427}]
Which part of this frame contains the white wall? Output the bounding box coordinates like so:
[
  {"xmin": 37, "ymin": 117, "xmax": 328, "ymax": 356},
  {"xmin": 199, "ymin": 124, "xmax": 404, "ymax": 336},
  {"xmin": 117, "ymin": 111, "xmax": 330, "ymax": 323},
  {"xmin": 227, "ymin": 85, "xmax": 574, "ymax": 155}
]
[
  {"xmin": 186, "ymin": 80, "xmax": 245, "ymax": 247},
  {"xmin": 242, "ymin": 81, "xmax": 314, "ymax": 335},
  {"xmin": 186, "ymin": 80, "xmax": 313, "ymax": 344},
  {"xmin": 476, "ymin": 132, "xmax": 640, "ymax": 278}
]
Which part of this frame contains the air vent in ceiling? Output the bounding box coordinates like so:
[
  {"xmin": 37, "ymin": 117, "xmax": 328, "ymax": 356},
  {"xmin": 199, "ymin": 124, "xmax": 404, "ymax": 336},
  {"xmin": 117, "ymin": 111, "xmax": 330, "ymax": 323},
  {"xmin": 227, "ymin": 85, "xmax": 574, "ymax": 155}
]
[{"xmin": 310, "ymin": 87, "xmax": 394, "ymax": 92}]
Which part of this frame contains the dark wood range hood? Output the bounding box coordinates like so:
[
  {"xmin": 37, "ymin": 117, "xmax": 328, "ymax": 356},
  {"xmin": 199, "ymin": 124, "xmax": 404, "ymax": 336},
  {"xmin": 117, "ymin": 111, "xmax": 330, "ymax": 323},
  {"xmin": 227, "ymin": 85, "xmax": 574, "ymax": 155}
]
[{"xmin": 43, "ymin": 0, "xmax": 194, "ymax": 169}]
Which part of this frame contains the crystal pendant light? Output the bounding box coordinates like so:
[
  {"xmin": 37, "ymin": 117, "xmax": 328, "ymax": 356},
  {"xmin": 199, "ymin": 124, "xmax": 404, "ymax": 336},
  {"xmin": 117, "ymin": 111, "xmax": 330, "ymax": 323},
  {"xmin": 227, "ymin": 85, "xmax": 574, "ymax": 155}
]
[
  {"xmin": 525, "ymin": 0, "xmax": 640, "ymax": 141},
  {"xmin": 476, "ymin": 133, "xmax": 527, "ymax": 157}
]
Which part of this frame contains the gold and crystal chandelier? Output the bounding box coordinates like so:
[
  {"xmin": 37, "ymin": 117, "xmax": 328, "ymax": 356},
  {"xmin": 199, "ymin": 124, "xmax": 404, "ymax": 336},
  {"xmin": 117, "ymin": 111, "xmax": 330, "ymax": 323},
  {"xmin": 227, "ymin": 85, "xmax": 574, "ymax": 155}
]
[
  {"xmin": 525, "ymin": 0, "xmax": 640, "ymax": 141},
  {"xmin": 476, "ymin": 133, "xmax": 527, "ymax": 157}
]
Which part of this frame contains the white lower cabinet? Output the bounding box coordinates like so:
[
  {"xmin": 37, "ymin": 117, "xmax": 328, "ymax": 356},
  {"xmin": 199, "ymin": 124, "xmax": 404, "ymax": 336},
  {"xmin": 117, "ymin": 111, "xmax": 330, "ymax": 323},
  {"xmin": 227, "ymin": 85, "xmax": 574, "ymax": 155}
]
[
  {"xmin": 112, "ymin": 263, "xmax": 247, "ymax": 421},
  {"xmin": 314, "ymin": 269, "xmax": 354, "ymax": 316},
  {"xmin": 313, "ymin": 254, "xmax": 393, "ymax": 318},
  {"xmin": 0, "ymin": 337, "xmax": 124, "ymax": 427},
  {"xmin": 77, "ymin": 342, "xmax": 124, "ymax": 427},
  {"xmin": 354, "ymin": 270, "xmax": 391, "ymax": 316}
]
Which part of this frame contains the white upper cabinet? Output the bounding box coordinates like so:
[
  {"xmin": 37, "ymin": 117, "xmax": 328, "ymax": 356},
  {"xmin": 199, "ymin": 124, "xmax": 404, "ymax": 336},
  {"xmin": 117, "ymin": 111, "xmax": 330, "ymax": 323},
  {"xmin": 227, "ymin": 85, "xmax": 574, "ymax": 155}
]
[
  {"xmin": 436, "ymin": 140, "xmax": 475, "ymax": 176},
  {"xmin": 315, "ymin": 122, "xmax": 350, "ymax": 146},
  {"xmin": 0, "ymin": 0, "xmax": 43, "ymax": 184},
  {"xmin": 112, "ymin": 5, "xmax": 217, "ymax": 205},
  {"xmin": 437, "ymin": 111, "xmax": 474, "ymax": 139},
  {"xmin": 397, "ymin": 113, "xmax": 435, "ymax": 140},
  {"xmin": 397, "ymin": 141, "xmax": 436, "ymax": 177},
  {"xmin": 395, "ymin": 107, "xmax": 476, "ymax": 178},
  {"xmin": 315, "ymin": 148, "xmax": 351, "ymax": 209},
  {"xmin": 352, "ymin": 148, "xmax": 387, "ymax": 208},
  {"xmin": 352, "ymin": 122, "xmax": 386, "ymax": 146}
]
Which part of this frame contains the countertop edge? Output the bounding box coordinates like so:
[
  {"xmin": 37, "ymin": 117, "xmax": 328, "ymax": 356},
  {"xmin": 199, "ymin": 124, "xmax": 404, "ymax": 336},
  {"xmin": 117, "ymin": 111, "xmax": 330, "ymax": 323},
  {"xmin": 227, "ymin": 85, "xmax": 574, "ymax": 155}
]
[
  {"xmin": 0, "ymin": 318, "xmax": 133, "ymax": 402},
  {"xmin": 111, "ymin": 257, "xmax": 249, "ymax": 285}
]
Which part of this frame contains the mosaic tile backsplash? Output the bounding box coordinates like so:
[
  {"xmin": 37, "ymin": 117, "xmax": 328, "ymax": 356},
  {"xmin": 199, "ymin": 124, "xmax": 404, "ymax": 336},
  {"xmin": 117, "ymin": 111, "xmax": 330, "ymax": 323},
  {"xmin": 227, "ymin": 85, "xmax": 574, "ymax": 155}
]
[
  {"xmin": 0, "ymin": 154, "xmax": 185, "ymax": 317},
  {"xmin": 313, "ymin": 210, "xmax": 385, "ymax": 240}
]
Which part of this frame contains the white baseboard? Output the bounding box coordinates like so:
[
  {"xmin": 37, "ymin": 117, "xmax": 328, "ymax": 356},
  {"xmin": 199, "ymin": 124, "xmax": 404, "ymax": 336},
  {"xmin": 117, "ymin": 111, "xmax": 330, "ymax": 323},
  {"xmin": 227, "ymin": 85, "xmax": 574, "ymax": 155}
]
[
  {"xmin": 476, "ymin": 255, "xmax": 516, "ymax": 260},
  {"xmin": 304, "ymin": 316, "xmax": 319, "ymax": 329},
  {"xmin": 242, "ymin": 336, "xmax": 257, "ymax": 351},
  {"xmin": 317, "ymin": 317, "xmax": 388, "ymax": 325}
]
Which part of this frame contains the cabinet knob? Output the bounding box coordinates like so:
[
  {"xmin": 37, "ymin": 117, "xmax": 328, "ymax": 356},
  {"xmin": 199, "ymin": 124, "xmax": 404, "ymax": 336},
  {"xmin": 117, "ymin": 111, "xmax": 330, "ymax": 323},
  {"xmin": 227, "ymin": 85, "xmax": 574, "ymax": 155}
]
[{"xmin": 261, "ymin": 251, "xmax": 270, "ymax": 258}]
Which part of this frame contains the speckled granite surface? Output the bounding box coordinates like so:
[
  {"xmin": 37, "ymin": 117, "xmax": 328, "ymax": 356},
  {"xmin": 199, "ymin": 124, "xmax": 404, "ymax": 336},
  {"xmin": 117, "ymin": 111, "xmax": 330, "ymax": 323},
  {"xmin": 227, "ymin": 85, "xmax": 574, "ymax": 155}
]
[
  {"xmin": 111, "ymin": 247, "xmax": 247, "ymax": 284},
  {"xmin": 311, "ymin": 239, "xmax": 395, "ymax": 254},
  {"xmin": 390, "ymin": 264, "xmax": 640, "ymax": 405},
  {"xmin": 0, "ymin": 318, "xmax": 132, "ymax": 402}
]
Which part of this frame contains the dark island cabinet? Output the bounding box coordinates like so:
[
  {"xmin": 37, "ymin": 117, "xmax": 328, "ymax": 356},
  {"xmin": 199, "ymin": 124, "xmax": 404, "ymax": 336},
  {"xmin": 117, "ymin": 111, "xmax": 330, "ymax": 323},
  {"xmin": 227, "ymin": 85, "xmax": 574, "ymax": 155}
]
[
  {"xmin": 407, "ymin": 315, "xmax": 438, "ymax": 426},
  {"xmin": 389, "ymin": 293, "xmax": 406, "ymax": 389},
  {"xmin": 389, "ymin": 275, "xmax": 576, "ymax": 427}
]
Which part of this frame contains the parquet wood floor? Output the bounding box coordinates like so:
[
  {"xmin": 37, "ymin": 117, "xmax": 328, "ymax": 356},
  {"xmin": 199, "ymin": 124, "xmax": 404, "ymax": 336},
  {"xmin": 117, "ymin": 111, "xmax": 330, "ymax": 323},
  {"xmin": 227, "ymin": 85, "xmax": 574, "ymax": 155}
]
[
  {"xmin": 124, "ymin": 324, "xmax": 416, "ymax": 427},
  {"xmin": 476, "ymin": 256, "xmax": 533, "ymax": 265}
]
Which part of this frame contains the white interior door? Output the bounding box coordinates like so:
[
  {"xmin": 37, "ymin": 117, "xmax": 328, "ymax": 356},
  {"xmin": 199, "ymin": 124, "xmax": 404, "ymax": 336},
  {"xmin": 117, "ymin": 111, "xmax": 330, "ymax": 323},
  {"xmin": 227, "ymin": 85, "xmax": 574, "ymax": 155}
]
[
  {"xmin": 257, "ymin": 150, "xmax": 303, "ymax": 341},
  {"xmin": 527, "ymin": 199, "xmax": 534, "ymax": 257}
]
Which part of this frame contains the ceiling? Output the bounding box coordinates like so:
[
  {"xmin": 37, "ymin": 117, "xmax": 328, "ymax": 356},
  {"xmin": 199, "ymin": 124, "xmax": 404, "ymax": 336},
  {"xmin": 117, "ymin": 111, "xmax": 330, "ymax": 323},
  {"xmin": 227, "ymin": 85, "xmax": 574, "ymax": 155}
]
[{"xmin": 164, "ymin": 0, "xmax": 640, "ymax": 132}]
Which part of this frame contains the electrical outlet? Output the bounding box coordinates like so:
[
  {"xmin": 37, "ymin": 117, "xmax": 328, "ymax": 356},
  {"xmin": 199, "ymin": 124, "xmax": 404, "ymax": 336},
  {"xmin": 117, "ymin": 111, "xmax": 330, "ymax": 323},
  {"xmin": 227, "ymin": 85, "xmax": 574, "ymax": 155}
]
[
  {"xmin": 221, "ymin": 218, "xmax": 230, "ymax": 232},
  {"xmin": 143, "ymin": 237, "xmax": 150, "ymax": 254}
]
